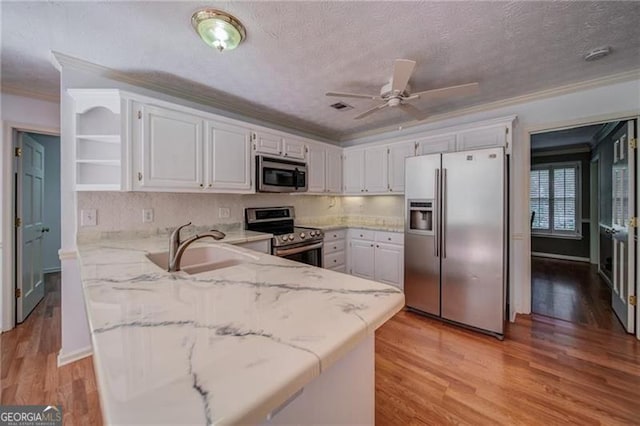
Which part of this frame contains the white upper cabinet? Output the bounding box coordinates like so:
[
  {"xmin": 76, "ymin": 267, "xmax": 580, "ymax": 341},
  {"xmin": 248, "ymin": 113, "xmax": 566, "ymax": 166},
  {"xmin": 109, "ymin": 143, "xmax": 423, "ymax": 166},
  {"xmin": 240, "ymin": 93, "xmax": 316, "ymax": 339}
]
[
  {"xmin": 343, "ymin": 149, "xmax": 365, "ymax": 193},
  {"xmin": 364, "ymin": 145, "xmax": 389, "ymax": 193},
  {"xmin": 456, "ymin": 125, "xmax": 507, "ymax": 151},
  {"xmin": 254, "ymin": 131, "xmax": 283, "ymax": 156},
  {"xmin": 307, "ymin": 143, "xmax": 326, "ymax": 193},
  {"xmin": 417, "ymin": 133, "xmax": 456, "ymax": 155},
  {"xmin": 325, "ymin": 147, "xmax": 343, "ymax": 193},
  {"xmin": 137, "ymin": 104, "xmax": 204, "ymax": 190},
  {"xmin": 388, "ymin": 142, "xmax": 416, "ymax": 193},
  {"xmin": 207, "ymin": 121, "xmax": 252, "ymax": 192},
  {"xmin": 283, "ymin": 138, "xmax": 307, "ymax": 159}
]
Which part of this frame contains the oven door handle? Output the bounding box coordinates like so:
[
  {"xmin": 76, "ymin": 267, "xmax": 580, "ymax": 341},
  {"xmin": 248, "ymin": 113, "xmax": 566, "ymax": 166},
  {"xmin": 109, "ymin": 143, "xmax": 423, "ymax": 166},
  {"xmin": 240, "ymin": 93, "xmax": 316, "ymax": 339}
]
[{"xmin": 274, "ymin": 242, "xmax": 323, "ymax": 257}]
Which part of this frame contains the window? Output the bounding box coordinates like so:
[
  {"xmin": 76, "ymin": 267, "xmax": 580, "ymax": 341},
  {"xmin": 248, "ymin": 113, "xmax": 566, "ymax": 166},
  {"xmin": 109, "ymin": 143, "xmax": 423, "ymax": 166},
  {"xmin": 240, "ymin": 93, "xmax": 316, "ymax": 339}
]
[{"xmin": 530, "ymin": 162, "xmax": 581, "ymax": 237}]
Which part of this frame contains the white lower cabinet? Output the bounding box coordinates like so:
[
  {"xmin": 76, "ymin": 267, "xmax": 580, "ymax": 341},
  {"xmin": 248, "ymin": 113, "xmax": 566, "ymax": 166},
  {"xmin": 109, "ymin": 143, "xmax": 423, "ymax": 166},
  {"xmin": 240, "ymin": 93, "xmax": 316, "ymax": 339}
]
[{"xmin": 347, "ymin": 229, "xmax": 404, "ymax": 290}]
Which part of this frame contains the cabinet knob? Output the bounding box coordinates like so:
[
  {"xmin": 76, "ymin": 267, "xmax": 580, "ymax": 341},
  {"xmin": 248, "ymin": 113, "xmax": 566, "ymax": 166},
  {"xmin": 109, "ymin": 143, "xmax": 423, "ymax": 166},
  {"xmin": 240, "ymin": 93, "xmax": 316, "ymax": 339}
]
[
  {"xmin": 208, "ymin": 183, "xmax": 212, "ymax": 188},
  {"xmin": 361, "ymin": 189, "xmax": 364, "ymax": 192},
  {"xmin": 333, "ymin": 246, "xmax": 337, "ymax": 249},
  {"xmin": 388, "ymin": 238, "xmax": 392, "ymax": 241},
  {"xmin": 199, "ymin": 184, "xmax": 204, "ymax": 188},
  {"xmin": 370, "ymin": 244, "xmax": 374, "ymax": 247},
  {"xmin": 333, "ymin": 259, "xmax": 337, "ymax": 263},
  {"xmin": 360, "ymin": 234, "xmax": 363, "ymax": 237},
  {"xmin": 365, "ymin": 189, "xmax": 368, "ymax": 192},
  {"xmin": 284, "ymin": 153, "xmax": 288, "ymax": 156},
  {"xmin": 376, "ymin": 244, "xmax": 379, "ymax": 248}
]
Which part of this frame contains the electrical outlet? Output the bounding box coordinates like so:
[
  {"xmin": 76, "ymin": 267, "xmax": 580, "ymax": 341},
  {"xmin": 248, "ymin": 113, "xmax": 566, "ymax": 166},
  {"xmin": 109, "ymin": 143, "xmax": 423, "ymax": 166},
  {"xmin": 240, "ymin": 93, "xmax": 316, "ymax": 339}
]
[
  {"xmin": 218, "ymin": 207, "xmax": 230, "ymax": 219},
  {"xmin": 142, "ymin": 209, "xmax": 154, "ymax": 223},
  {"xmin": 81, "ymin": 209, "xmax": 97, "ymax": 227}
]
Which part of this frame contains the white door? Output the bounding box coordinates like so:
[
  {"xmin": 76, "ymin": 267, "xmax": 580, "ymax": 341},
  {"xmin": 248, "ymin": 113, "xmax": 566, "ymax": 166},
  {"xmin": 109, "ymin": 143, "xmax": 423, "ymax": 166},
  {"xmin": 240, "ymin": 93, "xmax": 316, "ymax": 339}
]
[
  {"xmin": 254, "ymin": 131, "xmax": 282, "ymax": 156},
  {"xmin": 325, "ymin": 148, "xmax": 343, "ymax": 193},
  {"xmin": 17, "ymin": 133, "xmax": 46, "ymax": 322},
  {"xmin": 207, "ymin": 121, "xmax": 252, "ymax": 191},
  {"xmin": 349, "ymin": 240, "xmax": 375, "ymax": 279},
  {"xmin": 388, "ymin": 142, "xmax": 415, "ymax": 193},
  {"xmin": 611, "ymin": 120, "xmax": 636, "ymax": 333},
  {"xmin": 307, "ymin": 144, "xmax": 326, "ymax": 193},
  {"xmin": 138, "ymin": 105, "xmax": 204, "ymax": 190},
  {"xmin": 364, "ymin": 146, "xmax": 389, "ymax": 193},
  {"xmin": 283, "ymin": 139, "xmax": 306, "ymax": 160},
  {"xmin": 374, "ymin": 243, "xmax": 404, "ymax": 289},
  {"xmin": 343, "ymin": 149, "xmax": 365, "ymax": 193}
]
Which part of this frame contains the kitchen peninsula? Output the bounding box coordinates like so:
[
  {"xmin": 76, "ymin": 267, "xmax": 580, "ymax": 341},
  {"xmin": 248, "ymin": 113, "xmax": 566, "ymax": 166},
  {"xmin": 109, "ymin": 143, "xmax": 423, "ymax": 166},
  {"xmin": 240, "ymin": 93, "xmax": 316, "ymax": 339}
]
[{"xmin": 76, "ymin": 231, "xmax": 404, "ymax": 425}]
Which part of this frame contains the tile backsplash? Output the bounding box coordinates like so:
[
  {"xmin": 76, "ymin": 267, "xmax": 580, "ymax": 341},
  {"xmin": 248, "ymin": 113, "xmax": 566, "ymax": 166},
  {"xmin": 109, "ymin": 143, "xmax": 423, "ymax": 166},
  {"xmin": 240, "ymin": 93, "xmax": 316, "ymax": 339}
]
[{"xmin": 76, "ymin": 192, "xmax": 405, "ymax": 236}]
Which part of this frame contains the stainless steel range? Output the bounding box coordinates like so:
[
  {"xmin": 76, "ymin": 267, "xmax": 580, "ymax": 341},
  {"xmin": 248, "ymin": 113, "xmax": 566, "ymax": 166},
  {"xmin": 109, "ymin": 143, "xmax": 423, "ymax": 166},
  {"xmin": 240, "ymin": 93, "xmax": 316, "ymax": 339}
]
[{"xmin": 245, "ymin": 206, "xmax": 324, "ymax": 267}]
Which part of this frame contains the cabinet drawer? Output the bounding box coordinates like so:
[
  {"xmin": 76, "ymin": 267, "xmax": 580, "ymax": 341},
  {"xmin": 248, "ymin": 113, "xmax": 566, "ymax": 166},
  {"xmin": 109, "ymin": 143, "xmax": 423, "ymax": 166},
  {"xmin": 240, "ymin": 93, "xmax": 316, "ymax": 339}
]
[
  {"xmin": 324, "ymin": 250, "xmax": 345, "ymax": 268},
  {"xmin": 324, "ymin": 239, "xmax": 346, "ymax": 254},
  {"xmin": 375, "ymin": 231, "xmax": 404, "ymax": 245},
  {"xmin": 350, "ymin": 229, "xmax": 375, "ymax": 241},
  {"xmin": 324, "ymin": 229, "xmax": 346, "ymax": 242}
]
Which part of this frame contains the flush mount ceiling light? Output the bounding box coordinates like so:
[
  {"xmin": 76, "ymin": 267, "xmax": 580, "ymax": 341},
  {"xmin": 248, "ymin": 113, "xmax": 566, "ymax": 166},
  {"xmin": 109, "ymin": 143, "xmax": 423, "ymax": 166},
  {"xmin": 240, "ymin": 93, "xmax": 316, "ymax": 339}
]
[
  {"xmin": 191, "ymin": 9, "xmax": 246, "ymax": 52},
  {"xmin": 583, "ymin": 46, "xmax": 612, "ymax": 61}
]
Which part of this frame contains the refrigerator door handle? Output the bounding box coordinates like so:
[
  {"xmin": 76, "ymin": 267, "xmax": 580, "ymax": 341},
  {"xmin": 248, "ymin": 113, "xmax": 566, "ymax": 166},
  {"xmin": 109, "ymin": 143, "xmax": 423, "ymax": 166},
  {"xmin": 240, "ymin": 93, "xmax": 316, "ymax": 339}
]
[
  {"xmin": 442, "ymin": 168, "xmax": 447, "ymax": 259},
  {"xmin": 435, "ymin": 168, "xmax": 440, "ymax": 257}
]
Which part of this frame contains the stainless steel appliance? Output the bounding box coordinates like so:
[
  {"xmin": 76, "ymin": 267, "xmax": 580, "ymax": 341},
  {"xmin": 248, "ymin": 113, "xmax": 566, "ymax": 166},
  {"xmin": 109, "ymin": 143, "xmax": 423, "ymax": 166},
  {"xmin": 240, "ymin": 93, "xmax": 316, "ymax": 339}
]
[
  {"xmin": 245, "ymin": 206, "xmax": 323, "ymax": 266},
  {"xmin": 404, "ymin": 147, "xmax": 506, "ymax": 338},
  {"xmin": 256, "ymin": 156, "xmax": 308, "ymax": 193}
]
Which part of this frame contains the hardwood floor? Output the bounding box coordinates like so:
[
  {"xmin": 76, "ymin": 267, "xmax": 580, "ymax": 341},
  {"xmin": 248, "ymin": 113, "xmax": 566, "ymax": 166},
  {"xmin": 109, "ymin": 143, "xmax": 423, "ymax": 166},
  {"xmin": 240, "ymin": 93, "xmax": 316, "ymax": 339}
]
[
  {"xmin": 531, "ymin": 256, "xmax": 626, "ymax": 334},
  {"xmin": 3, "ymin": 273, "xmax": 639, "ymax": 425},
  {"xmin": 0, "ymin": 273, "xmax": 102, "ymax": 425},
  {"xmin": 376, "ymin": 310, "xmax": 640, "ymax": 426}
]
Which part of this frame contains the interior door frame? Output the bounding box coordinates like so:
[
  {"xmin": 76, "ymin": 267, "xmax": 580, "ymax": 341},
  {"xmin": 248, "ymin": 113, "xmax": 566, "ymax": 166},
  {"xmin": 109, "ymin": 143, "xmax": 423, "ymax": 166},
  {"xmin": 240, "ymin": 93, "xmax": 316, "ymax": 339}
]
[
  {"xmin": 589, "ymin": 155, "xmax": 600, "ymax": 265},
  {"xmin": 1, "ymin": 121, "xmax": 59, "ymax": 332},
  {"xmin": 522, "ymin": 110, "xmax": 640, "ymax": 341}
]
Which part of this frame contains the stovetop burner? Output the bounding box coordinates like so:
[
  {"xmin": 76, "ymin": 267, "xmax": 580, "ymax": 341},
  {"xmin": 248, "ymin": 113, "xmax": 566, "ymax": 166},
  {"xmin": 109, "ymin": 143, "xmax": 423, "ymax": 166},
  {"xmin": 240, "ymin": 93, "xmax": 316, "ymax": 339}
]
[{"xmin": 245, "ymin": 207, "xmax": 324, "ymax": 247}]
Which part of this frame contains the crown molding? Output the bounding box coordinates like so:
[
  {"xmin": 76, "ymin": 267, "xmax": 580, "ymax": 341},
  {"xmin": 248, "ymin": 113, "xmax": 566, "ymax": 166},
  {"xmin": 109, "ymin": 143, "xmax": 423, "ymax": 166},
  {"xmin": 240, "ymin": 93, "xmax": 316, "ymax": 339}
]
[
  {"xmin": 49, "ymin": 51, "xmax": 339, "ymax": 143},
  {"xmin": 1, "ymin": 84, "xmax": 60, "ymax": 103},
  {"xmin": 339, "ymin": 68, "xmax": 640, "ymax": 143}
]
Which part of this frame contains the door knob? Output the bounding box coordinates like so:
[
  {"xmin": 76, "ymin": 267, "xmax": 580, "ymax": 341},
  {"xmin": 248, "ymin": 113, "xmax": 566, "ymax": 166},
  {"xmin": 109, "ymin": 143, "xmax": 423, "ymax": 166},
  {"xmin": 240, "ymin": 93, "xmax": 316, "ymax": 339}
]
[{"xmin": 41, "ymin": 227, "xmax": 50, "ymax": 233}]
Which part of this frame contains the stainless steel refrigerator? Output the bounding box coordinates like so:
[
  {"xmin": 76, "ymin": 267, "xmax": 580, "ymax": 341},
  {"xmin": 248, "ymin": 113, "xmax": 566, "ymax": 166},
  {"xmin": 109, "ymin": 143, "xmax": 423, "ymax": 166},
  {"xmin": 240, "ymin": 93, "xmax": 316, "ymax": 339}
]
[{"xmin": 404, "ymin": 147, "xmax": 506, "ymax": 338}]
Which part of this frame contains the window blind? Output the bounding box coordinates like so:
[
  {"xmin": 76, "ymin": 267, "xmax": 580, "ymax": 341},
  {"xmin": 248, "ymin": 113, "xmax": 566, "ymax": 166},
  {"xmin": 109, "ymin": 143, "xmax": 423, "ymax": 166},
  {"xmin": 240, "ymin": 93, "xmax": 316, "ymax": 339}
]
[{"xmin": 530, "ymin": 163, "xmax": 580, "ymax": 236}]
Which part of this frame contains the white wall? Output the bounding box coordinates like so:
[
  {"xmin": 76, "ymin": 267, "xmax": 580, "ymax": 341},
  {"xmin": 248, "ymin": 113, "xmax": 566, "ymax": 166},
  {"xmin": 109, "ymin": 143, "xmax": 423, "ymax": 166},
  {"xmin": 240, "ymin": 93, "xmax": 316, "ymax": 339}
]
[
  {"xmin": 30, "ymin": 133, "xmax": 61, "ymax": 272},
  {"xmin": 345, "ymin": 76, "xmax": 640, "ymax": 318},
  {"xmin": 1, "ymin": 93, "xmax": 60, "ymax": 331}
]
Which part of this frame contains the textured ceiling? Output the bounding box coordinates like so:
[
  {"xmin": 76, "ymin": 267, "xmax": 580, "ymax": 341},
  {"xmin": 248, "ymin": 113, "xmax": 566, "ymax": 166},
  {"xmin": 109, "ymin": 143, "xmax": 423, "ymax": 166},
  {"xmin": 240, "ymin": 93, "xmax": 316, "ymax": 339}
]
[
  {"xmin": 2, "ymin": 1, "xmax": 640, "ymax": 141},
  {"xmin": 531, "ymin": 124, "xmax": 605, "ymax": 150}
]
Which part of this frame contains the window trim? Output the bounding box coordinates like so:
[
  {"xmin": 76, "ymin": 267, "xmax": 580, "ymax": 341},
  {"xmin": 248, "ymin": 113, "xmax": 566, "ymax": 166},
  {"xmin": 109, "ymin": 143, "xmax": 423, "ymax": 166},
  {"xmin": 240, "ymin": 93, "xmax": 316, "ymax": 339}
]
[{"xmin": 530, "ymin": 161, "xmax": 582, "ymax": 239}]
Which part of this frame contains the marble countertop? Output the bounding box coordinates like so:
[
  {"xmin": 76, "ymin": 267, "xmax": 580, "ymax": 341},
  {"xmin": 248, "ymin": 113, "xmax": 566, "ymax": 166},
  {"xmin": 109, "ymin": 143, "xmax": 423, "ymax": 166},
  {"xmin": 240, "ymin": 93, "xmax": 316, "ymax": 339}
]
[{"xmin": 76, "ymin": 235, "xmax": 404, "ymax": 425}]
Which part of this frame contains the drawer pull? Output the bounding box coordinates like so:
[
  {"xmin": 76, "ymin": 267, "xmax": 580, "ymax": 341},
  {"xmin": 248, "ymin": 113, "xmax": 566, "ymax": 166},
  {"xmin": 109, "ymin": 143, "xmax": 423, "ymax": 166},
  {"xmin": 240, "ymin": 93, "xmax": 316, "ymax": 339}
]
[
  {"xmin": 388, "ymin": 237, "xmax": 392, "ymax": 241},
  {"xmin": 333, "ymin": 259, "xmax": 337, "ymax": 263},
  {"xmin": 333, "ymin": 246, "xmax": 337, "ymax": 249},
  {"xmin": 360, "ymin": 234, "xmax": 363, "ymax": 237}
]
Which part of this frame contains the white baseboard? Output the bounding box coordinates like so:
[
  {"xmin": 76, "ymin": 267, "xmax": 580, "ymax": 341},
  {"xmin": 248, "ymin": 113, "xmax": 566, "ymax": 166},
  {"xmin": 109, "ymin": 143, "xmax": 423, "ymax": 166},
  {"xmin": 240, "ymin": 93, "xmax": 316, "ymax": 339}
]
[
  {"xmin": 532, "ymin": 252, "xmax": 590, "ymax": 263},
  {"xmin": 57, "ymin": 346, "xmax": 93, "ymax": 367},
  {"xmin": 43, "ymin": 267, "xmax": 61, "ymax": 274}
]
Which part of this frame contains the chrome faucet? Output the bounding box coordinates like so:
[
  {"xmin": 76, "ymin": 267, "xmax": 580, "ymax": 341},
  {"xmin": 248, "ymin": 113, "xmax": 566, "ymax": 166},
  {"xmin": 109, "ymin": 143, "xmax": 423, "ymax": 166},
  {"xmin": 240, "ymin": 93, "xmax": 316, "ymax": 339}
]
[{"xmin": 168, "ymin": 222, "xmax": 226, "ymax": 272}]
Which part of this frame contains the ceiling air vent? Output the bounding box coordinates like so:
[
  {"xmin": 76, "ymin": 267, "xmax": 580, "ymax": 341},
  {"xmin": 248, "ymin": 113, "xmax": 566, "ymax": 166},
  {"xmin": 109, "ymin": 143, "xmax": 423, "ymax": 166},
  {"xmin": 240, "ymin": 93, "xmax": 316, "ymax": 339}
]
[{"xmin": 330, "ymin": 102, "xmax": 353, "ymax": 111}]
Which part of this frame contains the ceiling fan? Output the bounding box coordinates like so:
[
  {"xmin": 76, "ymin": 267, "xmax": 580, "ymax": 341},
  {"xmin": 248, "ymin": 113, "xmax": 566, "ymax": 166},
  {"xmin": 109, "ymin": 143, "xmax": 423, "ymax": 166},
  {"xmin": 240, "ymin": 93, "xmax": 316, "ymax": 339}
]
[{"xmin": 326, "ymin": 59, "xmax": 479, "ymax": 121}]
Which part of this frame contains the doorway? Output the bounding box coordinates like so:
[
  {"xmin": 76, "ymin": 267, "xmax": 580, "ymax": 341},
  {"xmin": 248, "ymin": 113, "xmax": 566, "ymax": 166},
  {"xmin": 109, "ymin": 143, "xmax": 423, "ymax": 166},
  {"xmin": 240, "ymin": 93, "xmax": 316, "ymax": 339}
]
[
  {"xmin": 529, "ymin": 120, "xmax": 637, "ymax": 335},
  {"xmin": 13, "ymin": 131, "xmax": 61, "ymax": 323}
]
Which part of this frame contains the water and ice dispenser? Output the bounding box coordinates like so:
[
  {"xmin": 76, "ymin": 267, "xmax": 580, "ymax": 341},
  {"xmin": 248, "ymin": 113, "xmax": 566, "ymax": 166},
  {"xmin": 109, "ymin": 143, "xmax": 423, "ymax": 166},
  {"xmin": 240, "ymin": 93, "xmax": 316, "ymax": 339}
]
[{"xmin": 407, "ymin": 200, "xmax": 434, "ymax": 234}]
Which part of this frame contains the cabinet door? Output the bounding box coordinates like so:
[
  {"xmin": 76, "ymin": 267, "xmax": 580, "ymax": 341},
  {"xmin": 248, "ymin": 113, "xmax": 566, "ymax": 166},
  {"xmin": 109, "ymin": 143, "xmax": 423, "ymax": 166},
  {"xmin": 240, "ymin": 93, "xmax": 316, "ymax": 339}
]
[
  {"xmin": 307, "ymin": 144, "xmax": 326, "ymax": 193},
  {"xmin": 325, "ymin": 148, "xmax": 343, "ymax": 193},
  {"xmin": 343, "ymin": 149, "xmax": 365, "ymax": 193},
  {"xmin": 388, "ymin": 142, "xmax": 415, "ymax": 193},
  {"xmin": 456, "ymin": 125, "xmax": 507, "ymax": 151},
  {"xmin": 139, "ymin": 104, "xmax": 204, "ymax": 190},
  {"xmin": 255, "ymin": 131, "xmax": 283, "ymax": 155},
  {"xmin": 364, "ymin": 145, "xmax": 389, "ymax": 193},
  {"xmin": 283, "ymin": 138, "xmax": 307, "ymax": 159},
  {"xmin": 207, "ymin": 121, "xmax": 252, "ymax": 191},
  {"xmin": 417, "ymin": 134, "xmax": 456, "ymax": 155},
  {"xmin": 374, "ymin": 243, "xmax": 404, "ymax": 289},
  {"xmin": 350, "ymin": 240, "xmax": 375, "ymax": 279}
]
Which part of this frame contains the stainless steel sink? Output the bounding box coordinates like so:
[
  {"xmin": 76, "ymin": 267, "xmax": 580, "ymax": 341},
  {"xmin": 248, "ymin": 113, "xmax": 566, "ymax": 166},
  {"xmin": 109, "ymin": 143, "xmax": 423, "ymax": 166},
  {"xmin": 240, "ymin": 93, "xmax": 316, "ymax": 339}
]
[{"xmin": 147, "ymin": 245, "xmax": 258, "ymax": 275}]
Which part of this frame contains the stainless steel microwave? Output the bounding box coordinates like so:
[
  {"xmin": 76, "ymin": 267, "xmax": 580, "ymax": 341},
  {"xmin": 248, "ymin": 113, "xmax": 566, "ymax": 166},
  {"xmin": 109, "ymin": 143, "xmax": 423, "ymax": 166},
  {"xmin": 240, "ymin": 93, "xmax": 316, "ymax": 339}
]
[{"xmin": 256, "ymin": 156, "xmax": 308, "ymax": 193}]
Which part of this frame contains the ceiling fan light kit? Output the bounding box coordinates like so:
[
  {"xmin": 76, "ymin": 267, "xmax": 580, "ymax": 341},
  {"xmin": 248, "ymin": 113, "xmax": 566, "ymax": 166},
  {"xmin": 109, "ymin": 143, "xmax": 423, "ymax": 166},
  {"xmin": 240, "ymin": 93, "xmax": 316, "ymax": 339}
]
[
  {"xmin": 326, "ymin": 59, "xmax": 479, "ymax": 122},
  {"xmin": 192, "ymin": 8, "xmax": 246, "ymax": 52}
]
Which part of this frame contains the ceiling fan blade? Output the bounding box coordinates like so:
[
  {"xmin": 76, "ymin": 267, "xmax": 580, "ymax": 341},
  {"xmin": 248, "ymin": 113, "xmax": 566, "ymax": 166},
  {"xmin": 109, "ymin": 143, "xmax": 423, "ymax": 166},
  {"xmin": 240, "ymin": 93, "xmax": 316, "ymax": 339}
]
[
  {"xmin": 398, "ymin": 103, "xmax": 429, "ymax": 121},
  {"xmin": 325, "ymin": 91, "xmax": 379, "ymax": 100},
  {"xmin": 412, "ymin": 82, "xmax": 480, "ymax": 101},
  {"xmin": 354, "ymin": 103, "xmax": 388, "ymax": 120},
  {"xmin": 391, "ymin": 59, "xmax": 416, "ymax": 94}
]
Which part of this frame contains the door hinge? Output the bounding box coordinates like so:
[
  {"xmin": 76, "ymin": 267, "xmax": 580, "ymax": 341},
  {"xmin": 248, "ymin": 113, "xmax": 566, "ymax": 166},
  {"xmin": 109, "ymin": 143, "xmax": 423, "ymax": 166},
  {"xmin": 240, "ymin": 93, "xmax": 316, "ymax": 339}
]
[
  {"xmin": 387, "ymin": 148, "xmax": 390, "ymax": 154},
  {"xmin": 630, "ymin": 138, "xmax": 637, "ymax": 149},
  {"xmin": 14, "ymin": 147, "xmax": 22, "ymax": 157},
  {"xmin": 630, "ymin": 295, "xmax": 637, "ymax": 306},
  {"xmin": 137, "ymin": 110, "xmax": 142, "ymax": 119},
  {"xmin": 305, "ymin": 146, "xmax": 309, "ymax": 153},
  {"xmin": 137, "ymin": 172, "xmax": 143, "ymax": 181},
  {"xmin": 16, "ymin": 288, "xmax": 21, "ymax": 298},
  {"xmin": 630, "ymin": 217, "xmax": 638, "ymax": 227},
  {"xmin": 15, "ymin": 217, "xmax": 21, "ymax": 227},
  {"xmin": 506, "ymin": 127, "xmax": 509, "ymax": 134}
]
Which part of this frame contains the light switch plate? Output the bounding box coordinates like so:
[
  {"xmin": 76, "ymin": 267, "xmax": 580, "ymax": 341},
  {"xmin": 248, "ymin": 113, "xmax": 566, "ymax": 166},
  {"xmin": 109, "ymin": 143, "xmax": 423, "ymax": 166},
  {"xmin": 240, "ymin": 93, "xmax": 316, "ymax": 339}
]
[
  {"xmin": 81, "ymin": 209, "xmax": 97, "ymax": 227},
  {"xmin": 142, "ymin": 208, "xmax": 154, "ymax": 223},
  {"xmin": 218, "ymin": 207, "xmax": 230, "ymax": 219}
]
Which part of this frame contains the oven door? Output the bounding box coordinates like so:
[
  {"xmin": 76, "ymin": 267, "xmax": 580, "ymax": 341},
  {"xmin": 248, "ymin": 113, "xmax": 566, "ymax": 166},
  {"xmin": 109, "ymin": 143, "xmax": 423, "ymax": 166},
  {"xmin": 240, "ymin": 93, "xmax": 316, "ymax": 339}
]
[
  {"xmin": 273, "ymin": 242, "xmax": 323, "ymax": 267},
  {"xmin": 257, "ymin": 156, "xmax": 308, "ymax": 192}
]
